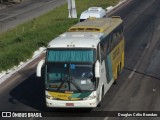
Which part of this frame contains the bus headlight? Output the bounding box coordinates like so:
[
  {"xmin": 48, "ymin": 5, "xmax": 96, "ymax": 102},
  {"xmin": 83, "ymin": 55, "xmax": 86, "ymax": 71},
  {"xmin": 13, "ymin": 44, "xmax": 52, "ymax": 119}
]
[
  {"xmin": 83, "ymin": 96, "xmax": 96, "ymax": 100},
  {"xmin": 46, "ymin": 95, "xmax": 57, "ymax": 100}
]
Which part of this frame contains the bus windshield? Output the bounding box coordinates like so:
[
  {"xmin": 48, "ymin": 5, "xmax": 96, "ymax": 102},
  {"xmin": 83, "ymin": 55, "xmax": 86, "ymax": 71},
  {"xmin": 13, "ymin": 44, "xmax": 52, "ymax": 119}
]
[{"xmin": 46, "ymin": 63, "xmax": 95, "ymax": 92}]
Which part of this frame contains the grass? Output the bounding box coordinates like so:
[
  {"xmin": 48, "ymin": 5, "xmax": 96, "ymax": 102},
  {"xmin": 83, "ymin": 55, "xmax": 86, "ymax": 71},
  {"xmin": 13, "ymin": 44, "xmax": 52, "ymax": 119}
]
[{"xmin": 0, "ymin": 0, "xmax": 120, "ymax": 72}]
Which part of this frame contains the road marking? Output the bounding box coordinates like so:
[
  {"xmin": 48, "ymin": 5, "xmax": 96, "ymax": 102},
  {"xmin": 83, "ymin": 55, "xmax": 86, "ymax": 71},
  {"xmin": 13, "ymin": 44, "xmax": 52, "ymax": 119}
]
[
  {"xmin": 107, "ymin": 0, "xmax": 132, "ymax": 16},
  {"xmin": 157, "ymin": 25, "xmax": 160, "ymax": 30},
  {"xmin": 128, "ymin": 68, "xmax": 136, "ymax": 79},
  {"xmin": 29, "ymin": 117, "xmax": 35, "ymax": 120},
  {"xmin": 104, "ymin": 117, "xmax": 109, "ymax": 120},
  {"xmin": 146, "ymin": 42, "xmax": 150, "ymax": 49}
]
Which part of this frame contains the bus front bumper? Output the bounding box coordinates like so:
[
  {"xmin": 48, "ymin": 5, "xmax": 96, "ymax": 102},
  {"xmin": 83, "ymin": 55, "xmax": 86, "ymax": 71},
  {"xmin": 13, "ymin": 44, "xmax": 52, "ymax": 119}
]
[{"xmin": 46, "ymin": 98, "xmax": 97, "ymax": 108}]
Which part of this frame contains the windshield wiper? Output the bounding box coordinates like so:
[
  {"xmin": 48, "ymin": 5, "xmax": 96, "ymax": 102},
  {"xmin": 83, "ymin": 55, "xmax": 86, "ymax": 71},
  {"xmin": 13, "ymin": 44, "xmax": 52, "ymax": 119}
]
[
  {"xmin": 70, "ymin": 80, "xmax": 82, "ymax": 93},
  {"xmin": 56, "ymin": 78, "xmax": 68, "ymax": 92},
  {"xmin": 56, "ymin": 77, "xmax": 83, "ymax": 93}
]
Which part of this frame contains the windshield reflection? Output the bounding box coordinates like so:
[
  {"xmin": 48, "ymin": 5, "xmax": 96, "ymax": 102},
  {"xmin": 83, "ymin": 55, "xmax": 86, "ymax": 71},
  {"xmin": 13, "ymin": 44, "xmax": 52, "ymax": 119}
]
[{"xmin": 46, "ymin": 63, "xmax": 95, "ymax": 92}]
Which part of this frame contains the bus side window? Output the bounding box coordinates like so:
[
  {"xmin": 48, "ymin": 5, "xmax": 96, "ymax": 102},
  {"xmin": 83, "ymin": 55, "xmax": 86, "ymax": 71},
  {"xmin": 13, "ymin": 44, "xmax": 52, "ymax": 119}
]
[
  {"xmin": 108, "ymin": 36, "xmax": 111, "ymax": 52},
  {"xmin": 113, "ymin": 31, "xmax": 120, "ymax": 47},
  {"xmin": 107, "ymin": 39, "xmax": 109, "ymax": 53},
  {"xmin": 115, "ymin": 31, "xmax": 120, "ymax": 43},
  {"xmin": 100, "ymin": 45, "xmax": 105, "ymax": 62},
  {"xmin": 97, "ymin": 44, "xmax": 101, "ymax": 62},
  {"xmin": 120, "ymin": 29, "xmax": 123, "ymax": 38},
  {"xmin": 117, "ymin": 24, "xmax": 123, "ymax": 39},
  {"xmin": 110, "ymin": 35, "xmax": 113, "ymax": 50},
  {"xmin": 117, "ymin": 31, "xmax": 121, "ymax": 39},
  {"xmin": 111, "ymin": 33, "xmax": 116, "ymax": 49}
]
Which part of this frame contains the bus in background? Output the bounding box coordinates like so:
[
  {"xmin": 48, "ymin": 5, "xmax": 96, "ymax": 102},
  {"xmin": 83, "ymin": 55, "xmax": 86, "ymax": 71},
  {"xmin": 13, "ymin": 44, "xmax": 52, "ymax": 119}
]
[
  {"xmin": 37, "ymin": 17, "xmax": 125, "ymax": 108},
  {"xmin": 79, "ymin": 7, "xmax": 106, "ymax": 22}
]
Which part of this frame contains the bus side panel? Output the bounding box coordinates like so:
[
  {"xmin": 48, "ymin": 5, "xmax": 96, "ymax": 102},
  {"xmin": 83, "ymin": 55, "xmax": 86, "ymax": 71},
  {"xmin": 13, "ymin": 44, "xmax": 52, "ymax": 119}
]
[
  {"xmin": 109, "ymin": 39, "xmax": 124, "ymax": 80},
  {"xmin": 121, "ymin": 39, "xmax": 125, "ymax": 69},
  {"xmin": 100, "ymin": 60, "xmax": 114, "ymax": 96}
]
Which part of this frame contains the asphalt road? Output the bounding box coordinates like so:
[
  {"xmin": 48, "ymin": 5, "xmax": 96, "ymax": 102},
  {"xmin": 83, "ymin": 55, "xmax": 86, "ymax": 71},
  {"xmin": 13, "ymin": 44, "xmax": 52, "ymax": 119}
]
[
  {"xmin": 0, "ymin": 0, "xmax": 66, "ymax": 33},
  {"xmin": 1, "ymin": 0, "xmax": 160, "ymax": 120}
]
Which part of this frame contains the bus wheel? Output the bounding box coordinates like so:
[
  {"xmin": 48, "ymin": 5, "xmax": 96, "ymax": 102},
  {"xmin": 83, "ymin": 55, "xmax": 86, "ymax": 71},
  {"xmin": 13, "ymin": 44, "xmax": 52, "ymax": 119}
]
[
  {"xmin": 113, "ymin": 80, "xmax": 117, "ymax": 84},
  {"xmin": 117, "ymin": 62, "xmax": 122, "ymax": 76},
  {"xmin": 119, "ymin": 62, "xmax": 122, "ymax": 75},
  {"xmin": 114, "ymin": 64, "xmax": 120, "ymax": 84}
]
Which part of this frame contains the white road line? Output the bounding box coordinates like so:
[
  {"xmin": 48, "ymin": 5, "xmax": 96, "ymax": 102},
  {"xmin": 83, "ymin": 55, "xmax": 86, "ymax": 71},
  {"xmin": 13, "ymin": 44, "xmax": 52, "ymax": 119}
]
[
  {"xmin": 128, "ymin": 69, "xmax": 136, "ymax": 79},
  {"xmin": 157, "ymin": 25, "xmax": 160, "ymax": 30},
  {"xmin": 104, "ymin": 117, "xmax": 109, "ymax": 120},
  {"xmin": 107, "ymin": 0, "xmax": 132, "ymax": 16},
  {"xmin": 146, "ymin": 42, "xmax": 150, "ymax": 49},
  {"xmin": 29, "ymin": 117, "xmax": 35, "ymax": 120}
]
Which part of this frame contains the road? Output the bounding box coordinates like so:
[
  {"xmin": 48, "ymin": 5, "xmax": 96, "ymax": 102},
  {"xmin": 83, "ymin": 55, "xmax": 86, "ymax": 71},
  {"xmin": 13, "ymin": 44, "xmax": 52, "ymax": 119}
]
[
  {"xmin": 1, "ymin": 0, "xmax": 160, "ymax": 120},
  {"xmin": 0, "ymin": 0, "xmax": 66, "ymax": 33}
]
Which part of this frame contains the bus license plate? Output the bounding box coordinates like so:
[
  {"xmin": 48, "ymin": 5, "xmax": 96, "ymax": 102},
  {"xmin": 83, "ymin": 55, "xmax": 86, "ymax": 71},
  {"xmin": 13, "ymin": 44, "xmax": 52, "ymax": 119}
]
[{"xmin": 66, "ymin": 103, "xmax": 74, "ymax": 106}]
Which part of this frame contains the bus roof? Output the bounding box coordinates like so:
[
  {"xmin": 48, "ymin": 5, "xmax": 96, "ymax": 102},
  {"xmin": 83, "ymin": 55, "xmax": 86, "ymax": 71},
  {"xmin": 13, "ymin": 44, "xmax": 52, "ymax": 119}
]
[
  {"xmin": 68, "ymin": 17, "xmax": 123, "ymax": 33},
  {"xmin": 48, "ymin": 32, "xmax": 103, "ymax": 49},
  {"xmin": 48, "ymin": 17, "xmax": 123, "ymax": 49}
]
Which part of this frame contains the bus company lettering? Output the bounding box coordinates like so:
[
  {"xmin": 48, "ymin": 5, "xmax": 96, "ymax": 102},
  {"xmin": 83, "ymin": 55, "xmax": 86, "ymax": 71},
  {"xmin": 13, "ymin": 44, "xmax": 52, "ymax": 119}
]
[
  {"xmin": 113, "ymin": 47, "xmax": 120, "ymax": 60},
  {"xmin": 58, "ymin": 94, "xmax": 68, "ymax": 98}
]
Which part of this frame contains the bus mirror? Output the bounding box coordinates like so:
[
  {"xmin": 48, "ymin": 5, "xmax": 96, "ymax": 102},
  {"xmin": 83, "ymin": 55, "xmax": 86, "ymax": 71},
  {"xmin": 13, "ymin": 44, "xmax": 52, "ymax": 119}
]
[
  {"xmin": 36, "ymin": 59, "xmax": 45, "ymax": 77},
  {"xmin": 95, "ymin": 60, "xmax": 100, "ymax": 78}
]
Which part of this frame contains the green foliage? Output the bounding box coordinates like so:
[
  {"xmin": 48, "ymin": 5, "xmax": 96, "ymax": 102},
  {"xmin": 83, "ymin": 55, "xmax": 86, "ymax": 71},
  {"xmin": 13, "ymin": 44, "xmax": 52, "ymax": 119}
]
[{"xmin": 0, "ymin": 0, "xmax": 120, "ymax": 72}]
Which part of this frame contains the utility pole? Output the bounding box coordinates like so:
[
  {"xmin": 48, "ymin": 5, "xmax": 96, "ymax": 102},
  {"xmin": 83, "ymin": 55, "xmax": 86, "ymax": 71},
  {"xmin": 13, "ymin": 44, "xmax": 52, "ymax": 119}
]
[{"xmin": 67, "ymin": 0, "xmax": 77, "ymax": 18}]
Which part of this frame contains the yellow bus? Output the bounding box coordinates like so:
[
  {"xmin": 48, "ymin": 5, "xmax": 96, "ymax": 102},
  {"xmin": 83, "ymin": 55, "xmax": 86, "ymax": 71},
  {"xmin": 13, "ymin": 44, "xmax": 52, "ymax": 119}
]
[{"xmin": 37, "ymin": 17, "xmax": 125, "ymax": 108}]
